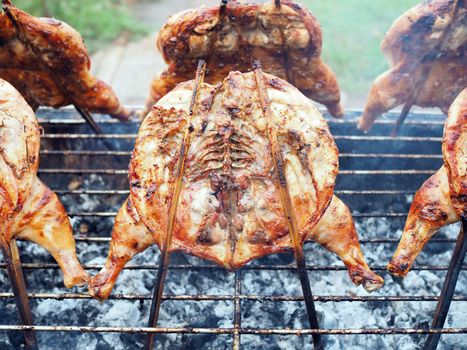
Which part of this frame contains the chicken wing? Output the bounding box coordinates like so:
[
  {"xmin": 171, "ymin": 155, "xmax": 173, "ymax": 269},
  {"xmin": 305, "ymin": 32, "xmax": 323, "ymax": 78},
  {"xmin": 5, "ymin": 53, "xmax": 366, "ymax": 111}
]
[
  {"xmin": 358, "ymin": 0, "xmax": 467, "ymax": 131},
  {"xmin": 0, "ymin": 78, "xmax": 87, "ymax": 288},
  {"xmin": 388, "ymin": 88, "xmax": 466, "ymax": 277},
  {"xmin": 0, "ymin": 1, "xmax": 131, "ymax": 121},
  {"xmin": 143, "ymin": 0, "xmax": 343, "ymax": 118}
]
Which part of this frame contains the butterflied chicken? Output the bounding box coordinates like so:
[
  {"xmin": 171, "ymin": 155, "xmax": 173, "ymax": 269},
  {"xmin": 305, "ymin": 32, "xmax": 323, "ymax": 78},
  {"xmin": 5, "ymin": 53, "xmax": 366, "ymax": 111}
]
[
  {"xmin": 143, "ymin": 0, "xmax": 343, "ymax": 118},
  {"xmin": 358, "ymin": 0, "xmax": 467, "ymax": 132},
  {"xmin": 0, "ymin": 78, "xmax": 87, "ymax": 288},
  {"xmin": 89, "ymin": 70, "xmax": 382, "ymax": 300},
  {"xmin": 0, "ymin": 1, "xmax": 130, "ymax": 121},
  {"xmin": 388, "ymin": 88, "xmax": 466, "ymax": 277}
]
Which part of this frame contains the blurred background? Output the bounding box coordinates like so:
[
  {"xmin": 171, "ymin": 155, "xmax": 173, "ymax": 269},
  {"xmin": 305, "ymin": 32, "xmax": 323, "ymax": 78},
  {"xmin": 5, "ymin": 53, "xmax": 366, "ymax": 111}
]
[{"xmin": 16, "ymin": 0, "xmax": 420, "ymax": 107}]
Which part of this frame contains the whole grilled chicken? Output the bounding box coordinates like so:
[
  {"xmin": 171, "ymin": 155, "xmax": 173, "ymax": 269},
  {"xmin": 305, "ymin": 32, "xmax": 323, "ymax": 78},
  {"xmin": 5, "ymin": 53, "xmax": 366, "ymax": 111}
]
[
  {"xmin": 143, "ymin": 0, "xmax": 343, "ymax": 118},
  {"xmin": 0, "ymin": 1, "xmax": 130, "ymax": 121},
  {"xmin": 0, "ymin": 78, "xmax": 87, "ymax": 288},
  {"xmin": 388, "ymin": 88, "xmax": 466, "ymax": 277},
  {"xmin": 89, "ymin": 70, "xmax": 383, "ymax": 300},
  {"xmin": 358, "ymin": 0, "xmax": 467, "ymax": 132}
]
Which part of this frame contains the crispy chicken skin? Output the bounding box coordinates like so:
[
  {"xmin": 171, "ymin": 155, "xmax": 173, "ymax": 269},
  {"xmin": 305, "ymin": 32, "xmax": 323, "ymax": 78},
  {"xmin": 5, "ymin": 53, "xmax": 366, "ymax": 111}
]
[
  {"xmin": 89, "ymin": 71, "xmax": 382, "ymax": 300},
  {"xmin": 0, "ymin": 78, "xmax": 87, "ymax": 288},
  {"xmin": 143, "ymin": 0, "xmax": 343, "ymax": 118},
  {"xmin": 358, "ymin": 0, "xmax": 467, "ymax": 131},
  {"xmin": 0, "ymin": 2, "xmax": 130, "ymax": 120},
  {"xmin": 388, "ymin": 88, "xmax": 466, "ymax": 277}
]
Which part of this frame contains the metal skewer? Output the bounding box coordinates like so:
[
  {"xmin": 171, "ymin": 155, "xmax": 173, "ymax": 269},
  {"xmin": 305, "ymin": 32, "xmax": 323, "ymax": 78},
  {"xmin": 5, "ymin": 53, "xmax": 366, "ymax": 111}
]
[
  {"xmin": 275, "ymin": 0, "xmax": 281, "ymax": 8},
  {"xmin": 253, "ymin": 60, "xmax": 322, "ymax": 350},
  {"xmin": 0, "ymin": 238, "xmax": 38, "ymax": 350},
  {"xmin": 424, "ymin": 215, "xmax": 467, "ymax": 350},
  {"xmin": 391, "ymin": 0, "xmax": 461, "ymax": 137},
  {"xmin": 144, "ymin": 60, "xmax": 206, "ymax": 350}
]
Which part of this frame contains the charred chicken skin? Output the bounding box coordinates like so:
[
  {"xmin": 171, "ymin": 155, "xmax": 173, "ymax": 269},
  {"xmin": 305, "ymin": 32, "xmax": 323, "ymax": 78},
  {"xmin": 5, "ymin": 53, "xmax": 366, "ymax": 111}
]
[
  {"xmin": 0, "ymin": 1, "xmax": 130, "ymax": 121},
  {"xmin": 0, "ymin": 78, "xmax": 87, "ymax": 288},
  {"xmin": 143, "ymin": 0, "xmax": 343, "ymax": 118},
  {"xmin": 90, "ymin": 71, "xmax": 383, "ymax": 300},
  {"xmin": 358, "ymin": 0, "xmax": 467, "ymax": 131},
  {"xmin": 388, "ymin": 88, "xmax": 466, "ymax": 277}
]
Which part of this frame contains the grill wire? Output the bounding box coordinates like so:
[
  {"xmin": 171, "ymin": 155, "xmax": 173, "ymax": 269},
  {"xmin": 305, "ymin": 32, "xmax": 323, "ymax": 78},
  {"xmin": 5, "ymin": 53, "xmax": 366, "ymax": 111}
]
[{"xmin": 0, "ymin": 108, "xmax": 466, "ymax": 349}]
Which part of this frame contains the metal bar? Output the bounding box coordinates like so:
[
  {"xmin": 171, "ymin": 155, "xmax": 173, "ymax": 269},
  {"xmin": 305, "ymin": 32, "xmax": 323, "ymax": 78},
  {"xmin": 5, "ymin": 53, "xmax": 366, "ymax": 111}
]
[
  {"xmin": 1, "ymin": 262, "xmax": 463, "ymax": 272},
  {"xmin": 37, "ymin": 169, "xmax": 437, "ymax": 175},
  {"xmin": 275, "ymin": 0, "xmax": 281, "ymax": 8},
  {"xmin": 424, "ymin": 216, "xmax": 467, "ymax": 350},
  {"xmin": 0, "ymin": 325, "xmax": 465, "ymax": 335},
  {"xmin": 145, "ymin": 60, "xmax": 207, "ymax": 350},
  {"xmin": 40, "ymin": 150, "xmax": 131, "ymax": 156},
  {"xmin": 1, "ymin": 292, "xmax": 466, "ymax": 302},
  {"xmin": 39, "ymin": 134, "xmax": 443, "ymax": 142},
  {"xmin": 0, "ymin": 239, "xmax": 38, "ymax": 349},
  {"xmin": 233, "ymin": 271, "xmax": 242, "ymax": 350},
  {"xmin": 391, "ymin": 0, "xmax": 461, "ymax": 136},
  {"xmin": 253, "ymin": 61, "xmax": 322, "ymax": 350}
]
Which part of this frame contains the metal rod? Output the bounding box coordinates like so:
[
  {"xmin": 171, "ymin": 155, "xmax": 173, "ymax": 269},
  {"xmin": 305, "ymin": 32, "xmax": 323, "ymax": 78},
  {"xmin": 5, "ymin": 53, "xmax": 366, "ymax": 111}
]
[
  {"xmin": 1, "ymin": 262, "xmax": 463, "ymax": 272},
  {"xmin": 391, "ymin": 0, "xmax": 461, "ymax": 136},
  {"xmin": 145, "ymin": 60, "xmax": 206, "ymax": 350},
  {"xmin": 0, "ymin": 325, "xmax": 465, "ymax": 335},
  {"xmin": 275, "ymin": 0, "xmax": 281, "ymax": 8},
  {"xmin": 253, "ymin": 60, "xmax": 322, "ymax": 350},
  {"xmin": 0, "ymin": 238, "xmax": 38, "ymax": 349},
  {"xmin": 220, "ymin": 0, "xmax": 228, "ymax": 16},
  {"xmin": 424, "ymin": 215, "xmax": 467, "ymax": 350},
  {"xmin": 1, "ymin": 292, "xmax": 466, "ymax": 303}
]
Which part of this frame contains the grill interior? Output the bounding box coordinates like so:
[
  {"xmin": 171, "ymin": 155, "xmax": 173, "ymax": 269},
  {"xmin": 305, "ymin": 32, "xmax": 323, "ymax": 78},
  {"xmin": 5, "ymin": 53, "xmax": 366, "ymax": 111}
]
[{"xmin": 0, "ymin": 108, "xmax": 465, "ymax": 349}]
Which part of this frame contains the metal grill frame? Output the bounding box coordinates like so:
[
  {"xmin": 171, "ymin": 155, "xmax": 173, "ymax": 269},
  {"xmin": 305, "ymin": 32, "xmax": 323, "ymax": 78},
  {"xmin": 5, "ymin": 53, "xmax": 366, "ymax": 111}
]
[{"xmin": 0, "ymin": 108, "xmax": 466, "ymax": 349}]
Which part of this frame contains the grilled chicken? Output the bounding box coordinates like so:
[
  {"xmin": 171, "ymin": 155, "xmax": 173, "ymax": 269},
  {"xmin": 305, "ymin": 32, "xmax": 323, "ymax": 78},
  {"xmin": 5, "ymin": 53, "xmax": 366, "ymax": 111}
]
[
  {"xmin": 89, "ymin": 70, "xmax": 382, "ymax": 300},
  {"xmin": 358, "ymin": 0, "xmax": 467, "ymax": 131},
  {"xmin": 0, "ymin": 1, "xmax": 130, "ymax": 121},
  {"xmin": 143, "ymin": 0, "xmax": 343, "ymax": 118},
  {"xmin": 0, "ymin": 78, "xmax": 87, "ymax": 288},
  {"xmin": 388, "ymin": 88, "xmax": 466, "ymax": 277}
]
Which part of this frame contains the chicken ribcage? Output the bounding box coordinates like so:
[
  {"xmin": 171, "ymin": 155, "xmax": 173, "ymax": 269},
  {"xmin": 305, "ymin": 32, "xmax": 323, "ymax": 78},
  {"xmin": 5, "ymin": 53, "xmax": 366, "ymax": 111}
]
[
  {"xmin": 0, "ymin": 78, "xmax": 86, "ymax": 288},
  {"xmin": 388, "ymin": 88, "xmax": 466, "ymax": 276},
  {"xmin": 358, "ymin": 0, "xmax": 467, "ymax": 131},
  {"xmin": 144, "ymin": 0, "xmax": 343, "ymax": 118},
  {"xmin": 0, "ymin": 2, "xmax": 130, "ymax": 121}
]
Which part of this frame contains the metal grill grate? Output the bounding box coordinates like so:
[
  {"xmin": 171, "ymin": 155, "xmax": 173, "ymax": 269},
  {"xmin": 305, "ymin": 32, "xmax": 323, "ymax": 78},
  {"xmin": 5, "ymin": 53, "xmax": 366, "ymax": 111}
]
[{"xmin": 0, "ymin": 108, "xmax": 466, "ymax": 349}]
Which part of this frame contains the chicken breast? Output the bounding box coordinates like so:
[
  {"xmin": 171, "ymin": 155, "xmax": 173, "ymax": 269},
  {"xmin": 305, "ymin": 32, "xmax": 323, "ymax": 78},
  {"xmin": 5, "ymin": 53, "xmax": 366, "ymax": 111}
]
[
  {"xmin": 388, "ymin": 88, "xmax": 466, "ymax": 277},
  {"xmin": 0, "ymin": 2, "xmax": 130, "ymax": 120},
  {"xmin": 358, "ymin": 0, "xmax": 467, "ymax": 131},
  {"xmin": 89, "ymin": 70, "xmax": 382, "ymax": 300},
  {"xmin": 0, "ymin": 78, "xmax": 87, "ymax": 288},
  {"xmin": 143, "ymin": 0, "xmax": 343, "ymax": 118}
]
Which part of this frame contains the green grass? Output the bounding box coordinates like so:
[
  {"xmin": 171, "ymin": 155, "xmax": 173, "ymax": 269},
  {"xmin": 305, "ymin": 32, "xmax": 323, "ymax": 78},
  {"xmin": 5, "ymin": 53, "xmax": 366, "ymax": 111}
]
[
  {"xmin": 302, "ymin": 0, "xmax": 420, "ymax": 97},
  {"xmin": 14, "ymin": 0, "xmax": 147, "ymax": 52}
]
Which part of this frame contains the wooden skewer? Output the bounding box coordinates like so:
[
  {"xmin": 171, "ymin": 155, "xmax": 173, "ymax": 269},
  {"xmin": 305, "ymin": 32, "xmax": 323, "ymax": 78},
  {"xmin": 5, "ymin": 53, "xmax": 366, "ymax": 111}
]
[
  {"xmin": 144, "ymin": 60, "xmax": 206, "ymax": 350},
  {"xmin": 253, "ymin": 60, "xmax": 322, "ymax": 350},
  {"xmin": 391, "ymin": 0, "xmax": 461, "ymax": 136},
  {"xmin": 3, "ymin": 1, "xmax": 102, "ymax": 134},
  {"xmin": 0, "ymin": 238, "xmax": 38, "ymax": 350},
  {"xmin": 423, "ymin": 215, "xmax": 467, "ymax": 350}
]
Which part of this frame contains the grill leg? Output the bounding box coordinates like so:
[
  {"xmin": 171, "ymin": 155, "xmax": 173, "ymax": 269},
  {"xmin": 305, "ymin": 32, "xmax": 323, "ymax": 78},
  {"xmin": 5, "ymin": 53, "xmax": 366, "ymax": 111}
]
[
  {"xmin": 424, "ymin": 215, "xmax": 467, "ymax": 350},
  {"xmin": 295, "ymin": 248, "xmax": 323, "ymax": 350},
  {"xmin": 0, "ymin": 239, "xmax": 38, "ymax": 350},
  {"xmin": 144, "ymin": 249, "xmax": 170, "ymax": 350}
]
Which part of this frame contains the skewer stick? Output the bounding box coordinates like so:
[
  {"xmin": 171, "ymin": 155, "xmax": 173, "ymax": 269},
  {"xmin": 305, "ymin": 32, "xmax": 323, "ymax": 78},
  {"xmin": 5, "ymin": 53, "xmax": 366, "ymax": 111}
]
[
  {"xmin": 0, "ymin": 238, "xmax": 38, "ymax": 350},
  {"xmin": 144, "ymin": 60, "xmax": 206, "ymax": 350},
  {"xmin": 275, "ymin": 0, "xmax": 281, "ymax": 8},
  {"xmin": 391, "ymin": 0, "xmax": 461, "ymax": 136},
  {"xmin": 423, "ymin": 215, "xmax": 467, "ymax": 350},
  {"xmin": 2, "ymin": 1, "xmax": 102, "ymax": 135},
  {"xmin": 253, "ymin": 60, "xmax": 322, "ymax": 350},
  {"xmin": 220, "ymin": 0, "xmax": 229, "ymax": 16}
]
